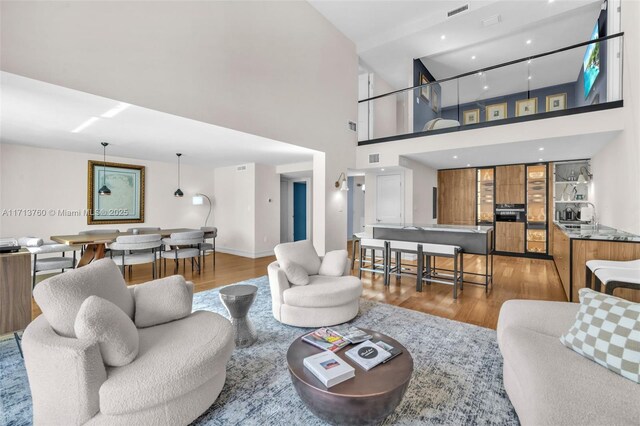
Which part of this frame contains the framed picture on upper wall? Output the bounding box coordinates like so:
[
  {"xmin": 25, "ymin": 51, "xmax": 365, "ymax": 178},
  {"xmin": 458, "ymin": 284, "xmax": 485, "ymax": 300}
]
[
  {"xmin": 87, "ymin": 161, "xmax": 145, "ymax": 224},
  {"xmin": 463, "ymin": 109, "xmax": 480, "ymax": 125},
  {"xmin": 420, "ymin": 73, "xmax": 431, "ymax": 101},
  {"xmin": 486, "ymin": 103, "xmax": 507, "ymax": 121},
  {"xmin": 515, "ymin": 98, "xmax": 538, "ymax": 117},
  {"xmin": 546, "ymin": 93, "xmax": 567, "ymax": 112},
  {"xmin": 431, "ymin": 89, "xmax": 439, "ymax": 113}
]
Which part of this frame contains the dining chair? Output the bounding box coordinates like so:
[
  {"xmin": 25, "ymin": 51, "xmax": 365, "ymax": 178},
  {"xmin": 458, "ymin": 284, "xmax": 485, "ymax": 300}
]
[
  {"xmin": 161, "ymin": 231, "xmax": 205, "ymax": 275},
  {"xmin": 108, "ymin": 234, "xmax": 163, "ymax": 279},
  {"xmin": 19, "ymin": 237, "xmax": 81, "ymax": 288},
  {"xmin": 200, "ymin": 226, "xmax": 217, "ymax": 269}
]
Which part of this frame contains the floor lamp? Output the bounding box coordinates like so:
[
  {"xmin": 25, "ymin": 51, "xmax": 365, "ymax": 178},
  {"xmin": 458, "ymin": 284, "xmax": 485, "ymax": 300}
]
[{"xmin": 192, "ymin": 193, "xmax": 212, "ymax": 227}]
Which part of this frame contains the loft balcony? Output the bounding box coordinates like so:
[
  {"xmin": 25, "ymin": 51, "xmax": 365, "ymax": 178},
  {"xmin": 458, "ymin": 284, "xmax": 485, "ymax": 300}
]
[{"xmin": 357, "ymin": 33, "xmax": 624, "ymax": 145}]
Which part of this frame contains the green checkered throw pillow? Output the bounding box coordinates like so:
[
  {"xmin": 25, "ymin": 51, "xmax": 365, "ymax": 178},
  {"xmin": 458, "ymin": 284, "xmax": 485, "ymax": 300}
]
[{"xmin": 560, "ymin": 288, "xmax": 639, "ymax": 383}]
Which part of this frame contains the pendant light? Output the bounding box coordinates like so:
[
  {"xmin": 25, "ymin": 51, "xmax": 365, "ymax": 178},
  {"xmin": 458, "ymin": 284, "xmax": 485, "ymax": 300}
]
[
  {"xmin": 174, "ymin": 153, "xmax": 184, "ymax": 197},
  {"xmin": 98, "ymin": 142, "xmax": 111, "ymax": 196}
]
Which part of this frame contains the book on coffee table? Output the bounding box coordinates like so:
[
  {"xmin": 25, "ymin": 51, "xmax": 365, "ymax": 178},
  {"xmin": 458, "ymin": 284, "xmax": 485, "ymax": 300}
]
[
  {"xmin": 303, "ymin": 351, "xmax": 355, "ymax": 388},
  {"xmin": 302, "ymin": 328, "xmax": 350, "ymax": 352},
  {"xmin": 372, "ymin": 339, "xmax": 403, "ymax": 363},
  {"xmin": 329, "ymin": 325, "xmax": 372, "ymax": 344},
  {"xmin": 344, "ymin": 340, "xmax": 392, "ymax": 371}
]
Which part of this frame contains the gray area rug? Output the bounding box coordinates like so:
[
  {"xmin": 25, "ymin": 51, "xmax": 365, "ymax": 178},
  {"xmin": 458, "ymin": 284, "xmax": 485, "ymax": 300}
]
[{"xmin": 0, "ymin": 276, "xmax": 518, "ymax": 425}]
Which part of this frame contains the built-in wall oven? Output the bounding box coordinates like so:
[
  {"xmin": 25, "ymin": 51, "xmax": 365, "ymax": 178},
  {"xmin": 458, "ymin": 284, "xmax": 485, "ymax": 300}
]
[{"xmin": 495, "ymin": 204, "xmax": 526, "ymax": 222}]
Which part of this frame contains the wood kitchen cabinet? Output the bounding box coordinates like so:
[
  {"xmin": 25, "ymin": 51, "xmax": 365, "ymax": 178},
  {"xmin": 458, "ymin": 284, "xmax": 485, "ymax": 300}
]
[
  {"xmin": 552, "ymin": 224, "xmax": 571, "ymax": 300},
  {"xmin": 0, "ymin": 250, "xmax": 32, "ymax": 335},
  {"xmin": 495, "ymin": 222, "xmax": 525, "ymax": 253},
  {"xmin": 496, "ymin": 165, "xmax": 525, "ymax": 204},
  {"xmin": 438, "ymin": 168, "xmax": 476, "ymax": 225}
]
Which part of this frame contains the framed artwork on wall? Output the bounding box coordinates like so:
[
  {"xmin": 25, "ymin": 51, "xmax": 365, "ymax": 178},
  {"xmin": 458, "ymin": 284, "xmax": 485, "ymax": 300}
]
[
  {"xmin": 463, "ymin": 109, "xmax": 480, "ymax": 125},
  {"xmin": 486, "ymin": 103, "xmax": 507, "ymax": 121},
  {"xmin": 420, "ymin": 73, "xmax": 430, "ymax": 101},
  {"xmin": 87, "ymin": 161, "xmax": 145, "ymax": 224},
  {"xmin": 546, "ymin": 93, "xmax": 567, "ymax": 112},
  {"xmin": 515, "ymin": 98, "xmax": 538, "ymax": 117}
]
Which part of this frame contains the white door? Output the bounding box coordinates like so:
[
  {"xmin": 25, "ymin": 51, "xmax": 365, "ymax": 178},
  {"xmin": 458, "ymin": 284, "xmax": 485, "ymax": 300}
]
[{"xmin": 376, "ymin": 174, "xmax": 403, "ymax": 224}]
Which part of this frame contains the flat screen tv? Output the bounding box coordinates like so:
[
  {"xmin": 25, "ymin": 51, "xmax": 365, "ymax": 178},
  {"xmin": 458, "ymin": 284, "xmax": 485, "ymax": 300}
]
[{"xmin": 583, "ymin": 23, "xmax": 600, "ymax": 99}]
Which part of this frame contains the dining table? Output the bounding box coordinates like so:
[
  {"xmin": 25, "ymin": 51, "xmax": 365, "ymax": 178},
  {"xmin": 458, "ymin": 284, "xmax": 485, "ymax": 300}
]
[{"xmin": 50, "ymin": 228, "xmax": 195, "ymax": 267}]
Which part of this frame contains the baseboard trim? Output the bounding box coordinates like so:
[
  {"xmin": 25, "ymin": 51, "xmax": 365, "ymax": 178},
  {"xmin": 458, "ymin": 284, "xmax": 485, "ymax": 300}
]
[{"xmin": 216, "ymin": 246, "xmax": 274, "ymax": 259}]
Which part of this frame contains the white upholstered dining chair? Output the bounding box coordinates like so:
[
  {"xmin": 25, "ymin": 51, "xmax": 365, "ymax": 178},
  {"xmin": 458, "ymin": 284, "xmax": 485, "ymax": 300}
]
[
  {"xmin": 161, "ymin": 231, "xmax": 204, "ymax": 275},
  {"xmin": 108, "ymin": 234, "xmax": 163, "ymax": 279}
]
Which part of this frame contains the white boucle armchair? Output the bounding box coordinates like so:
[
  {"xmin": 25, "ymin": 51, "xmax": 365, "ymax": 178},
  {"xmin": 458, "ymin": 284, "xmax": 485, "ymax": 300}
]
[
  {"xmin": 267, "ymin": 240, "xmax": 363, "ymax": 328},
  {"xmin": 23, "ymin": 259, "xmax": 234, "ymax": 426}
]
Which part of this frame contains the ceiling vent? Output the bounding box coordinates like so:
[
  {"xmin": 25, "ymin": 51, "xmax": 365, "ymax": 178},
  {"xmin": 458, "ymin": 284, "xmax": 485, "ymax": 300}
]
[
  {"xmin": 482, "ymin": 15, "xmax": 502, "ymax": 27},
  {"xmin": 236, "ymin": 165, "xmax": 247, "ymax": 172},
  {"xmin": 447, "ymin": 4, "xmax": 469, "ymax": 18},
  {"xmin": 369, "ymin": 153, "xmax": 380, "ymax": 164}
]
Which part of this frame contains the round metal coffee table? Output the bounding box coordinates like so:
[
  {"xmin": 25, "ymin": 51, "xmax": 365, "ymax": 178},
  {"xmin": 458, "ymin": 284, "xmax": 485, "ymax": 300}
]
[
  {"xmin": 219, "ymin": 284, "xmax": 258, "ymax": 348},
  {"xmin": 287, "ymin": 328, "xmax": 413, "ymax": 425}
]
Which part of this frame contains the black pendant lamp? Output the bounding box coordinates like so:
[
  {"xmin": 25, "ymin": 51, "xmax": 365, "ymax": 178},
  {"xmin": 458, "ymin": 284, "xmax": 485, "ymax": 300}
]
[
  {"xmin": 98, "ymin": 142, "xmax": 111, "ymax": 196},
  {"xmin": 174, "ymin": 153, "xmax": 184, "ymax": 197}
]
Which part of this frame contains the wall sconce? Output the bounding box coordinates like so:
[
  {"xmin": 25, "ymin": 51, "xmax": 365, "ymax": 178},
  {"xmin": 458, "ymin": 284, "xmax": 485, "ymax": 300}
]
[
  {"xmin": 577, "ymin": 166, "xmax": 593, "ymax": 184},
  {"xmin": 335, "ymin": 172, "xmax": 349, "ymax": 191}
]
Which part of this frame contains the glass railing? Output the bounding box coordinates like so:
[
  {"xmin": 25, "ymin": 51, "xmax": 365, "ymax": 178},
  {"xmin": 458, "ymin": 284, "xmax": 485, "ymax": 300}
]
[{"xmin": 358, "ymin": 33, "xmax": 624, "ymax": 143}]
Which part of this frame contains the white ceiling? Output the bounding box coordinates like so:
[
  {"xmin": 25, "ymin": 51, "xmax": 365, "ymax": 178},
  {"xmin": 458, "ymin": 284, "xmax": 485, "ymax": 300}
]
[
  {"xmin": 0, "ymin": 72, "xmax": 316, "ymax": 167},
  {"xmin": 404, "ymin": 131, "xmax": 617, "ymax": 170},
  {"xmin": 310, "ymin": 0, "xmax": 602, "ymax": 96}
]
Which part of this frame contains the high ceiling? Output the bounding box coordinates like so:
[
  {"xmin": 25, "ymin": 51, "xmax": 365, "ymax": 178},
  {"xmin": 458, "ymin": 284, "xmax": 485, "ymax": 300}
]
[
  {"xmin": 310, "ymin": 0, "xmax": 603, "ymax": 99},
  {"xmin": 0, "ymin": 72, "xmax": 316, "ymax": 166}
]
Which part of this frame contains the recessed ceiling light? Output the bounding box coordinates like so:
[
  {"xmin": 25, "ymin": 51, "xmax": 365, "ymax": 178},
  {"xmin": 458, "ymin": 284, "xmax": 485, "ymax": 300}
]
[
  {"xmin": 539, "ymin": 158, "xmax": 544, "ymax": 161},
  {"xmin": 441, "ymin": 35, "xmax": 446, "ymax": 40},
  {"xmin": 71, "ymin": 116, "xmax": 100, "ymax": 133},
  {"xmin": 466, "ymin": 164, "xmax": 471, "ymax": 167},
  {"xmin": 527, "ymin": 60, "xmax": 532, "ymax": 64},
  {"xmin": 381, "ymin": 168, "xmax": 385, "ymax": 172},
  {"xmin": 526, "ymin": 39, "xmax": 532, "ymax": 45},
  {"xmin": 471, "ymin": 55, "xmax": 476, "ymax": 60},
  {"xmin": 548, "ymin": 0, "xmax": 555, "ymax": 3},
  {"xmin": 453, "ymin": 155, "xmax": 458, "ymax": 159},
  {"xmin": 483, "ymin": 85, "xmax": 489, "ymax": 90},
  {"xmin": 478, "ymin": 71, "xmax": 483, "ymax": 76},
  {"xmin": 539, "ymin": 147, "xmax": 545, "ymax": 151},
  {"xmin": 528, "ymin": 76, "xmax": 532, "ymax": 80}
]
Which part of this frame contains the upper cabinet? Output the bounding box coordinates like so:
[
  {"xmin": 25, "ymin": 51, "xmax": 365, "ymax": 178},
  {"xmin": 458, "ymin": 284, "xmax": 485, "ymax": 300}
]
[
  {"xmin": 437, "ymin": 168, "xmax": 476, "ymax": 226},
  {"xmin": 496, "ymin": 165, "xmax": 525, "ymax": 204}
]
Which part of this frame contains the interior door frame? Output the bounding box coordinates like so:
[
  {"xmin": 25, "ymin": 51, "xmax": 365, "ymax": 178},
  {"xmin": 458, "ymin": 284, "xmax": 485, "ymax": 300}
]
[
  {"xmin": 374, "ymin": 172, "xmax": 405, "ymax": 225},
  {"xmin": 288, "ymin": 178, "xmax": 312, "ymax": 242}
]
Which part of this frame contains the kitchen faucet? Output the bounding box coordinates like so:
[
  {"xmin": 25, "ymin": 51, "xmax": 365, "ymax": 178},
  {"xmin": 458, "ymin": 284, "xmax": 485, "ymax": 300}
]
[{"xmin": 585, "ymin": 202, "xmax": 598, "ymax": 228}]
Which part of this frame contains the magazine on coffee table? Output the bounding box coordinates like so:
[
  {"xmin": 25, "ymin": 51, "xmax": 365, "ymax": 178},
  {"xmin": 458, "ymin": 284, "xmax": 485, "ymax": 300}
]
[
  {"xmin": 302, "ymin": 328, "xmax": 350, "ymax": 352},
  {"xmin": 372, "ymin": 339, "xmax": 403, "ymax": 363},
  {"xmin": 329, "ymin": 325, "xmax": 372, "ymax": 344},
  {"xmin": 303, "ymin": 351, "xmax": 355, "ymax": 388},
  {"xmin": 345, "ymin": 340, "xmax": 392, "ymax": 371}
]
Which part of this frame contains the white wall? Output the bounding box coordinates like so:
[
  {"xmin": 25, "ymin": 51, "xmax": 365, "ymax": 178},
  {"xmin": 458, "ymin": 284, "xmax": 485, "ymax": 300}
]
[
  {"xmin": 254, "ymin": 164, "xmax": 280, "ymax": 256},
  {"xmin": 371, "ymin": 74, "xmax": 397, "ymax": 140},
  {"xmin": 0, "ymin": 144, "xmax": 214, "ymax": 239},
  {"xmin": 0, "ymin": 1, "xmax": 357, "ymax": 254},
  {"xmin": 591, "ymin": 0, "xmax": 640, "ymax": 234},
  {"xmin": 401, "ymin": 158, "xmax": 438, "ymax": 225}
]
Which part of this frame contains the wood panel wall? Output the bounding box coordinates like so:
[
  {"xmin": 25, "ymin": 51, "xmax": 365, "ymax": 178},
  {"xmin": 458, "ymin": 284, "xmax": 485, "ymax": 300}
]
[{"xmin": 437, "ymin": 168, "xmax": 476, "ymax": 225}]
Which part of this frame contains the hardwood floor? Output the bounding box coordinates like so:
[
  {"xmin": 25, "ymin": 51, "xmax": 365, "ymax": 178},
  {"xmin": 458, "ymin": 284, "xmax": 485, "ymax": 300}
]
[{"xmin": 32, "ymin": 247, "xmax": 567, "ymax": 330}]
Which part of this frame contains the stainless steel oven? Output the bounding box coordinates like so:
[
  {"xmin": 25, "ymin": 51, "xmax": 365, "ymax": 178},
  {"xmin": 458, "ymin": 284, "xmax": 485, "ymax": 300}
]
[{"xmin": 495, "ymin": 204, "xmax": 526, "ymax": 222}]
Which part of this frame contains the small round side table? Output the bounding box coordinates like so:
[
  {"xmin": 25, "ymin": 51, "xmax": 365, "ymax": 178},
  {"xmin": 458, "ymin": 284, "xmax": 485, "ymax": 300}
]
[{"xmin": 219, "ymin": 284, "xmax": 258, "ymax": 348}]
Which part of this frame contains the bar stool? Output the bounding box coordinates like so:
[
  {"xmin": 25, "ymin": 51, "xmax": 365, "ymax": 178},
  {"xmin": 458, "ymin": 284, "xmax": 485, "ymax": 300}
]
[
  {"xmin": 585, "ymin": 259, "xmax": 640, "ymax": 289},
  {"xmin": 387, "ymin": 240, "xmax": 422, "ymax": 286},
  {"xmin": 358, "ymin": 238, "xmax": 387, "ymax": 280},
  {"xmin": 351, "ymin": 232, "xmax": 365, "ymax": 270},
  {"xmin": 416, "ymin": 243, "xmax": 463, "ymax": 299},
  {"xmin": 593, "ymin": 268, "xmax": 640, "ymax": 296}
]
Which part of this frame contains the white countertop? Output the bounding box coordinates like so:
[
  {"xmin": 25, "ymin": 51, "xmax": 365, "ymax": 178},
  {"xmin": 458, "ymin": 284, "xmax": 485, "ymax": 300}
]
[{"xmin": 369, "ymin": 223, "xmax": 493, "ymax": 234}]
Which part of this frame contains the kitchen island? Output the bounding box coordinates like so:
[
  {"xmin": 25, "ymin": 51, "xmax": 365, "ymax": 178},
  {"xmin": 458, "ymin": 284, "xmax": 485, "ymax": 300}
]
[
  {"xmin": 368, "ymin": 223, "xmax": 494, "ymax": 291},
  {"xmin": 552, "ymin": 222, "xmax": 640, "ymax": 302}
]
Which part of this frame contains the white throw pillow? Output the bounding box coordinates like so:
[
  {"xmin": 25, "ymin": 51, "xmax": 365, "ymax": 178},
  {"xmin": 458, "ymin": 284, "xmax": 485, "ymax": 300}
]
[
  {"xmin": 281, "ymin": 261, "xmax": 310, "ymax": 285},
  {"xmin": 33, "ymin": 258, "xmax": 134, "ymax": 338},
  {"xmin": 318, "ymin": 250, "xmax": 348, "ymax": 277},
  {"xmin": 74, "ymin": 296, "xmax": 139, "ymax": 367},
  {"xmin": 133, "ymin": 275, "xmax": 194, "ymax": 328},
  {"xmin": 560, "ymin": 288, "xmax": 639, "ymax": 383},
  {"xmin": 274, "ymin": 240, "xmax": 321, "ymax": 275}
]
